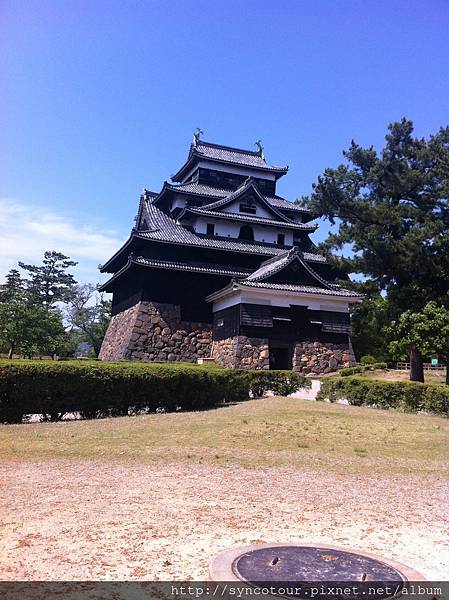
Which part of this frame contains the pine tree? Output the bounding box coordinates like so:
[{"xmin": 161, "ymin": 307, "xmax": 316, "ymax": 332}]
[
  {"xmin": 0, "ymin": 269, "xmax": 26, "ymax": 302},
  {"xmin": 301, "ymin": 119, "xmax": 449, "ymax": 380},
  {"xmin": 19, "ymin": 251, "xmax": 78, "ymax": 305}
]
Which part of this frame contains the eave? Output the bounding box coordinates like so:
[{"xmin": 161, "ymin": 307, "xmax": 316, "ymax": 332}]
[
  {"xmin": 98, "ymin": 255, "xmax": 252, "ymax": 292},
  {"xmin": 99, "ymin": 228, "xmax": 329, "ymax": 275},
  {"xmin": 177, "ymin": 206, "xmax": 317, "ymax": 232},
  {"xmin": 206, "ymin": 280, "xmax": 364, "ymax": 304},
  {"xmin": 171, "ymin": 148, "xmax": 288, "ymax": 183},
  {"xmin": 99, "ymin": 234, "xmax": 135, "ymax": 273}
]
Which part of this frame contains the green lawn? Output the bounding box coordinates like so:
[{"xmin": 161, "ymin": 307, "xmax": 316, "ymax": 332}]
[{"xmin": 1, "ymin": 396, "xmax": 448, "ymax": 476}]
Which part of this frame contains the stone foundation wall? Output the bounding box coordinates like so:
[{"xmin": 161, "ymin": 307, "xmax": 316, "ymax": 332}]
[
  {"xmin": 212, "ymin": 336, "xmax": 270, "ymax": 370},
  {"xmin": 98, "ymin": 303, "xmax": 141, "ymax": 361},
  {"xmin": 100, "ymin": 305, "xmax": 355, "ymax": 374},
  {"xmin": 99, "ymin": 301, "xmax": 212, "ymax": 362},
  {"xmin": 292, "ymin": 341, "xmax": 355, "ymax": 375}
]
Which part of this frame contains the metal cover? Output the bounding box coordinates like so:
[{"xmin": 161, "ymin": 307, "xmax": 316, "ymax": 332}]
[{"xmin": 233, "ymin": 546, "xmax": 407, "ymax": 598}]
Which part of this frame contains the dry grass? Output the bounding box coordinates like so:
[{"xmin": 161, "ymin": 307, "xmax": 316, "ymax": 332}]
[
  {"xmin": 356, "ymin": 367, "xmax": 446, "ymax": 385},
  {"xmin": 1, "ymin": 396, "xmax": 448, "ymax": 476}
]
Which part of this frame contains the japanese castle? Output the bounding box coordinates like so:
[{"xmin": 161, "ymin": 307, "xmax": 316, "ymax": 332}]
[{"xmin": 99, "ymin": 132, "xmax": 361, "ymax": 372}]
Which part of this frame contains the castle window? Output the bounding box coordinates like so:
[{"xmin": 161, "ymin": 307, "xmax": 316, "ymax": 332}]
[
  {"xmin": 238, "ymin": 225, "xmax": 254, "ymax": 241},
  {"xmin": 239, "ymin": 196, "xmax": 257, "ymax": 214},
  {"xmin": 206, "ymin": 223, "xmax": 215, "ymax": 235},
  {"xmin": 277, "ymin": 233, "xmax": 285, "ymax": 245}
]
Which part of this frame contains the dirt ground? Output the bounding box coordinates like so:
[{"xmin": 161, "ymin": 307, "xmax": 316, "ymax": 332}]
[{"xmin": 1, "ymin": 458, "xmax": 448, "ymax": 581}]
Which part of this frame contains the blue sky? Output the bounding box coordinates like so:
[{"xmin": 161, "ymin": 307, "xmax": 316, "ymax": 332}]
[{"xmin": 1, "ymin": 0, "xmax": 448, "ymax": 283}]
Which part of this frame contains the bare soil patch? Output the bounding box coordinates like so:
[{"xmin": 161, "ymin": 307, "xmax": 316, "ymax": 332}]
[
  {"xmin": 1, "ymin": 398, "xmax": 448, "ymax": 580},
  {"xmin": 1, "ymin": 459, "xmax": 448, "ymax": 580}
]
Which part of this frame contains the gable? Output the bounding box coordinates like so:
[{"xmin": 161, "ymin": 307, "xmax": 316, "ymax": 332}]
[
  {"xmin": 265, "ymin": 259, "xmax": 328, "ymax": 287},
  {"xmin": 221, "ymin": 190, "xmax": 275, "ymax": 219},
  {"xmin": 202, "ymin": 179, "xmax": 293, "ymax": 223},
  {"xmin": 246, "ymin": 249, "xmax": 334, "ymax": 291}
]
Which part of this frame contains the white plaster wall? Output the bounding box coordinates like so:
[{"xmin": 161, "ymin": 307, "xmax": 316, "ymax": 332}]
[
  {"xmin": 222, "ymin": 200, "xmax": 272, "ymax": 219},
  {"xmin": 171, "ymin": 195, "xmax": 188, "ymax": 210},
  {"xmin": 212, "ymin": 289, "xmax": 353, "ymax": 312},
  {"xmin": 192, "ymin": 217, "xmax": 293, "ymax": 245}
]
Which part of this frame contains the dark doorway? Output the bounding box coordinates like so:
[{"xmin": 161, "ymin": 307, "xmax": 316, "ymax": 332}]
[
  {"xmin": 238, "ymin": 225, "xmax": 254, "ymax": 241},
  {"xmin": 269, "ymin": 344, "xmax": 292, "ymax": 370}
]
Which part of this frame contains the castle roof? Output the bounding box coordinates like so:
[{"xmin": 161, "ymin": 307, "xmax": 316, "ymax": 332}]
[
  {"xmin": 100, "ymin": 201, "xmax": 327, "ymax": 273},
  {"xmin": 216, "ymin": 280, "xmax": 363, "ymax": 298},
  {"xmin": 98, "ymin": 256, "xmax": 252, "ymax": 292},
  {"xmin": 178, "ymin": 206, "xmax": 316, "ymax": 231},
  {"xmin": 153, "ymin": 181, "xmax": 313, "ymax": 219},
  {"xmin": 171, "ymin": 139, "xmax": 288, "ymax": 182},
  {"xmin": 246, "ymin": 246, "xmax": 333, "ymax": 285}
]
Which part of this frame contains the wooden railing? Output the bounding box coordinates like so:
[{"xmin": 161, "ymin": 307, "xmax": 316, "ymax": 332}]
[{"xmin": 396, "ymin": 362, "xmax": 445, "ymax": 371}]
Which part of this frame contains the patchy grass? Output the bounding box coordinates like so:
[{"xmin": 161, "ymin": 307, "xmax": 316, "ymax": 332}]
[
  {"xmin": 1, "ymin": 397, "xmax": 448, "ymax": 476},
  {"xmin": 354, "ymin": 368, "xmax": 446, "ymax": 385}
]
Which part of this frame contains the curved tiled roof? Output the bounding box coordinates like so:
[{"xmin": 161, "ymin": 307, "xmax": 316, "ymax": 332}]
[
  {"xmin": 237, "ymin": 280, "xmax": 362, "ymax": 297},
  {"xmin": 138, "ymin": 202, "xmax": 326, "ymax": 260},
  {"xmin": 171, "ymin": 140, "xmax": 288, "ymax": 182},
  {"xmin": 98, "ymin": 255, "xmax": 252, "ymax": 291},
  {"xmin": 246, "ymin": 246, "xmax": 337, "ymax": 290},
  {"xmin": 194, "ymin": 141, "xmax": 287, "ymax": 171},
  {"xmin": 164, "ymin": 181, "xmax": 311, "ymax": 214},
  {"xmin": 197, "ymin": 178, "xmax": 291, "ymax": 222},
  {"xmin": 132, "ymin": 256, "xmax": 251, "ymax": 277},
  {"xmin": 179, "ymin": 207, "xmax": 316, "ymax": 231},
  {"xmin": 100, "ymin": 200, "xmax": 327, "ymax": 273}
]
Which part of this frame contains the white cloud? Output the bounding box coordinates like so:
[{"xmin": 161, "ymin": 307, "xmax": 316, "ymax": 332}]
[{"xmin": 0, "ymin": 198, "xmax": 125, "ymax": 284}]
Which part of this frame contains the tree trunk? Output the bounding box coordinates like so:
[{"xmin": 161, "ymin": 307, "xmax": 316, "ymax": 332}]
[
  {"xmin": 8, "ymin": 342, "xmax": 14, "ymax": 360},
  {"xmin": 409, "ymin": 344, "xmax": 424, "ymax": 382}
]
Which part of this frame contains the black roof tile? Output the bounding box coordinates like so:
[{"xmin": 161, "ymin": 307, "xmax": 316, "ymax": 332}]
[
  {"xmin": 171, "ymin": 139, "xmax": 288, "ymax": 182},
  {"xmin": 181, "ymin": 207, "xmax": 315, "ymax": 231},
  {"xmin": 167, "ymin": 181, "xmax": 310, "ymax": 214},
  {"xmin": 138, "ymin": 202, "xmax": 326, "ymax": 261}
]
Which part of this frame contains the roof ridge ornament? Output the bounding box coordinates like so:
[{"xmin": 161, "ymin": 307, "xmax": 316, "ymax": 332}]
[
  {"xmin": 193, "ymin": 128, "xmax": 203, "ymax": 147},
  {"xmin": 255, "ymin": 139, "xmax": 264, "ymax": 159}
]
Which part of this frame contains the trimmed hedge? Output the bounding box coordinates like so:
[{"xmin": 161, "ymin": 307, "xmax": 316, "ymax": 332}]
[
  {"xmin": 360, "ymin": 355, "xmax": 376, "ymax": 365},
  {"xmin": 246, "ymin": 370, "xmax": 310, "ymax": 398},
  {"xmin": 317, "ymin": 376, "xmax": 449, "ymax": 417},
  {"xmin": 0, "ymin": 360, "xmax": 310, "ymax": 423},
  {"xmin": 340, "ymin": 363, "xmax": 388, "ymax": 377}
]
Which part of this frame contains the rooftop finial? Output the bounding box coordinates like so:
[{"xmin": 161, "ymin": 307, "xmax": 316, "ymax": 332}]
[
  {"xmin": 193, "ymin": 128, "xmax": 203, "ymax": 146},
  {"xmin": 255, "ymin": 139, "xmax": 264, "ymax": 159}
]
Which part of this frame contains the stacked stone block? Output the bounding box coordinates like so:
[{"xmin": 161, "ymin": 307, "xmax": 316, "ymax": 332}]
[{"xmin": 99, "ymin": 301, "xmax": 212, "ymax": 362}]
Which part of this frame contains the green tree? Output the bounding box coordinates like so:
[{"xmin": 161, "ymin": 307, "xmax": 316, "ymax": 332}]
[
  {"xmin": 301, "ymin": 119, "xmax": 449, "ymax": 381},
  {"xmin": 387, "ymin": 302, "xmax": 449, "ymax": 384},
  {"xmin": 421, "ymin": 302, "xmax": 449, "ymax": 385},
  {"xmin": 350, "ymin": 295, "xmax": 391, "ymax": 361},
  {"xmin": 66, "ymin": 284, "xmax": 111, "ymax": 356},
  {"xmin": 0, "ymin": 302, "xmax": 66, "ymax": 359},
  {"xmin": 387, "ymin": 310, "xmax": 434, "ymax": 383},
  {"xmin": 19, "ymin": 251, "xmax": 78, "ymax": 305},
  {"xmin": 0, "ymin": 269, "xmax": 26, "ymax": 302}
]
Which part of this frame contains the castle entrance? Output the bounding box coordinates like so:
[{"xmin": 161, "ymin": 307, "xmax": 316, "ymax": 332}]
[{"xmin": 269, "ymin": 342, "xmax": 292, "ymax": 370}]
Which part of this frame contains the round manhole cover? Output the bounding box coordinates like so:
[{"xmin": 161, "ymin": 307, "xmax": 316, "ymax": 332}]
[
  {"xmin": 210, "ymin": 544, "xmax": 427, "ymax": 600},
  {"xmin": 234, "ymin": 546, "xmax": 405, "ymax": 582}
]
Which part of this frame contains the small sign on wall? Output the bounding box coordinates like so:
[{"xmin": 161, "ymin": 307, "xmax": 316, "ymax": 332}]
[{"xmin": 431, "ymin": 358, "xmax": 439, "ymax": 366}]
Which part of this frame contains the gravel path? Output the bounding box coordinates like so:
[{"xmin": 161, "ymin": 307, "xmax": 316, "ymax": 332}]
[{"xmin": 1, "ymin": 459, "xmax": 448, "ymax": 580}]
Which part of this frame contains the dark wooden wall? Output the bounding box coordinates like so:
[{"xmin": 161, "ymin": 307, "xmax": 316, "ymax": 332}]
[{"xmin": 212, "ymin": 303, "xmax": 349, "ymax": 345}]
